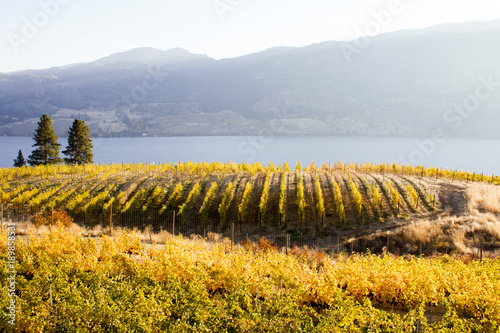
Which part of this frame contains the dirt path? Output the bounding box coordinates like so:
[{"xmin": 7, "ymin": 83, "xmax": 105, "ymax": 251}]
[{"xmin": 436, "ymin": 181, "xmax": 468, "ymax": 216}]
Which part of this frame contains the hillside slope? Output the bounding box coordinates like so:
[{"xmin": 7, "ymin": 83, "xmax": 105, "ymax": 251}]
[{"xmin": 1, "ymin": 20, "xmax": 500, "ymax": 137}]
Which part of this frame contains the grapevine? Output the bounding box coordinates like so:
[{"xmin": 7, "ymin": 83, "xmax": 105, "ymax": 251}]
[
  {"xmin": 406, "ymin": 184, "xmax": 419, "ymax": 209},
  {"xmin": 238, "ymin": 181, "xmax": 253, "ymax": 223},
  {"xmin": 199, "ymin": 182, "xmax": 218, "ymax": 221},
  {"xmin": 178, "ymin": 182, "xmax": 202, "ymax": 216},
  {"xmin": 218, "ymin": 182, "xmax": 234, "ymax": 224},
  {"xmin": 258, "ymin": 172, "xmax": 271, "ymax": 224},
  {"xmin": 296, "ymin": 172, "xmax": 306, "ymax": 222},
  {"xmin": 160, "ymin": 183, "xmax": 183, "ymax": 215},
  {"xmin": 278, "ymin": 173, "xmax": 287, "ymax": 225},
  {"xmin": 370, "ymin": 184, "xmax": 382, "ymax": 211},
  {"xmin": 332, "ymin": 179, "xmax": 345, "ymax": 225},
  {"xmin": 386, "ymin": 181, "xmax": 401, "ymax": 212},
  {"xmin": 349, "ymin": 175, "xmax": 363, "ymax": 218},
  {"xmin": 314, "ymin": 175, "xmax": 325, "ymax": 224}
]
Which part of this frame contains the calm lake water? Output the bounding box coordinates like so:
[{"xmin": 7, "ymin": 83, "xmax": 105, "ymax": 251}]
[{"xmin": 1, "ymin": 136, "xmax": 499, "ymax": 174}]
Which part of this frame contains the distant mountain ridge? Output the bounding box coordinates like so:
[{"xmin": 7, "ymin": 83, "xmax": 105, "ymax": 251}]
[{"xmin": 1, "ymin": 19, "xmax": 500, "ymax": 138}]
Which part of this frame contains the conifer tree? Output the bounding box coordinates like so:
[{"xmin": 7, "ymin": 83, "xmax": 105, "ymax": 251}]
[
  {"xmin": 28, "ymin": 115, "xmax": 62, "ymax": 166},
  {"xmin": 13, "ymin": 150, "xmax": 26, "ymax": 167},
  {"xmin": 63, "ymin": 119, "xmax": 93, "ymax": 165}
]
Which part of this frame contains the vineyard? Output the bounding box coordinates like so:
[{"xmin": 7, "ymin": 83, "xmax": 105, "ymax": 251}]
[
  {"xmin": 1, "ymin": 162, "xmax": 500, "ymax": 331},
  {"xmin": 1, "ymin": 225, "xmax": 499, "ymax": 332},
  {"xmin": 1, "ymin": 162, "xmax": 500, "ymax": 254}
]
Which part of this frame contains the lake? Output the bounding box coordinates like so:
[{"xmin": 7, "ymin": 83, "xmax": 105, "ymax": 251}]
[{"xmin": 1, "ymin": 136, "xmax": 499, "ymax": 175}]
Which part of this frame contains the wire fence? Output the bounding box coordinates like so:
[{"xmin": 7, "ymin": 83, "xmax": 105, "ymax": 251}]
[{"xmin": 3, "ymin": 203, "xmax": 499, "ymax": 258}]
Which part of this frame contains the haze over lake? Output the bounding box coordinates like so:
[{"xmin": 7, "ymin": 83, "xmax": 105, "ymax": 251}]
[{"xmin": 1, "ymin": 136, "xmax": 499, "ymax": 175}]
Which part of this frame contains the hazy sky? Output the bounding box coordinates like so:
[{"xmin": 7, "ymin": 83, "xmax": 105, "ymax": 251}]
[{"xmin": 1, "ymin": 0, "xmax": 500, "ymax": 72}]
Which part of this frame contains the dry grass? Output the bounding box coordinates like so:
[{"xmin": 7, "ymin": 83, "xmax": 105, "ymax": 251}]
[
  {"xmin": 397, "ymin": 209, "xmax": 500, "ymax": 255},
  {"xmin": 400, "ymin": 220, "xmax": 443, "ymax": 244},
  {"xmin": 467, "ymin": 184, "xmax": 500, "ymax": 215}
]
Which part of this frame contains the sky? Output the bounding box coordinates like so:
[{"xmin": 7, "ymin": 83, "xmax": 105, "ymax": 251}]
[{"xmin": 1, "ymin": 0, "xmax": 500, "ymax": 72}]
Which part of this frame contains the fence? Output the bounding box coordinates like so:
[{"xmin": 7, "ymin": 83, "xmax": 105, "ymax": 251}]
[{"xmin": 2, "ymin": 203, "xmax": 498, "ymax": 258}]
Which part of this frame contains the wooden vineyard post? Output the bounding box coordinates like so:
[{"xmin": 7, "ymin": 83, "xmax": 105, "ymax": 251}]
[
  {"xmin": 466, "ymin": 174, "xmax": 469, "ymax": 184},
  {"xmin": 452, "ymin": 170, "xmax": 455, "ymax": 183},
  {"xmin": 436, "ymin": 168, "xmax": 439, "ymax": 181},
  {"xmin": 472, "ymin": 173, "xmax": 475, "ymax": 183},
  {"xmin": 286, "ymin": 234, "xmax": 290, "ymax": 255},
  {"xmin": 1, "ymin": 204, "xmax": 3, "ymax": 224},
  {"xmin": 51, "ymin": 203, "xmax": 54, "ymax": 228},
  {"xmin": 172, "ymin": 210, "xmax": 175, "ymax": 236},
  {"xmin": 481, "ymin": 173, "xmax": 484, "ymax": 182},
  {"xmin": 386, "ymin": 234, "xmax": 390, "ymax": 255}
]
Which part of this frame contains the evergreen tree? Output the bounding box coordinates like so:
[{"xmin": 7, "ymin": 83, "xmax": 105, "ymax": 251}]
[
  {"xmin": 28, "ymin": 115, "xmax": 62, "ymax": 166},
  {"xmin": 63, "ymin": 119, "xmax": 93, "ymax": 165},
  {"xmin": 13, "ymin": 150, "xmax": 26, "ymax": 167}
]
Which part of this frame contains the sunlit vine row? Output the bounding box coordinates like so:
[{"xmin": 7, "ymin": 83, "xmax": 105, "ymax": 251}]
[
  {"xmin": 348, "ymin": 175, "xmax": 363, "ymax": 218},
  {"xmin": 296, "ymin": 172, "xmax": 306, "ymax": 222},
  {"xmin": 258, "ymin": 171, "xmax": 271, "ymax": 224},
  {"xmin": 178, "ymin": 182, "xmax": 202, "ymax": 217},
  {"xmin": 218, "ymin": 182, "xmax": 234, "ymax": 224},
  {"xmin": 238, "ymin": 181, "xmax": 252, "ymax": 223},
  {"xmin": 199, "ymin": 182, "xmax": 218, "ymax": 221},
  {"xmin": 314, "ymin": 175, "xmax": 325, "ymax": 223},
  {"xmin": 278, "ymin": 173, "xmax": 287, "ymax": 225}
]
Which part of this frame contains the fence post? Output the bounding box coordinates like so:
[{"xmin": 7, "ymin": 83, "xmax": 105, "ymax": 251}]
[
  {"xmin": 386, "ymin": 234, "xmax": 390, "ymax": 255},
  {"xmin": 286, "ymin": 234, "xmax": 290, "ymax": 255},
  {"xmin": 51, "ymin": 203, "xmax": 54, "ymax": 227},
  {"xmin": 480, "ymin": 239, "xmax": 483, "ymax": 261}
]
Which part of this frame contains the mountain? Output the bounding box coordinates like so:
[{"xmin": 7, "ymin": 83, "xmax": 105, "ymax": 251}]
[{"xmin": 1, "ymin": 20, "xmax": 500, "ymax": 138}]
